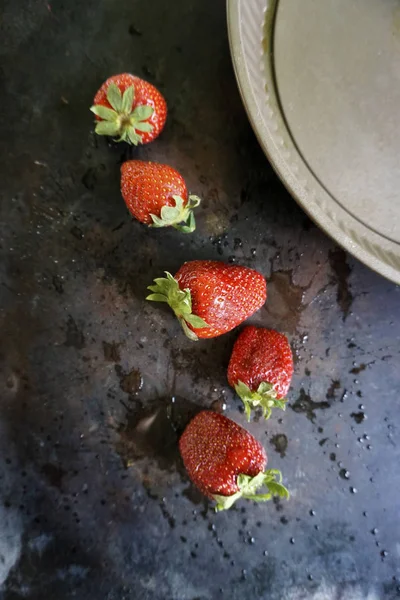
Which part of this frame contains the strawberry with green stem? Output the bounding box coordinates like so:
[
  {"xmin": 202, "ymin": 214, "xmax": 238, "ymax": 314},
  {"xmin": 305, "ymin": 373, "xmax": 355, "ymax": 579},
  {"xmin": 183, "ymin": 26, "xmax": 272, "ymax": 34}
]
[
  {"xmin": 121, "ymin": 160, "xmax": 201, "ymax": 233},
  {"xmin": 228, "ymin": 326, "xmax": 294, "ymax": 420},
  {"xmin": 90, "ymin": 73, "xmax": 167, "ymax": 145},
  {"xmin": 179, "ymin": 411, "xmax": 289, "ymax": 511},
  {"xmin": 147, "ymin": 260, "xmax": 267, "ymax": 340}
]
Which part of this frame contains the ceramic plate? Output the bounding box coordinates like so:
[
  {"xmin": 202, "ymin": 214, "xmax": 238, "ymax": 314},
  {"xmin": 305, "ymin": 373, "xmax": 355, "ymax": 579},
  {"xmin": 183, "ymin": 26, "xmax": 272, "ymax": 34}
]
[{"xmin": 227, "ymin": 0, "xmax": 400, "ymax": 284}]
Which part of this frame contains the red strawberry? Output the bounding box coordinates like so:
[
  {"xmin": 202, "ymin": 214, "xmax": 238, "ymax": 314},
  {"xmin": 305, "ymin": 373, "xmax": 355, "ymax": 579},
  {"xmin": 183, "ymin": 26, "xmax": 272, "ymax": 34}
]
[
  {"xmin": 90, "ymin": 73, "xmax": 167, "ymax": 145},
  {"xmin": 120, "ymin": 160, "xmax": 200, "ymax": 232},
  {"xmin": 179, "ymin": 411, "xmax": 289, "ymax": 511},
  {"xmin": 228, "ymin": 326, "xmax": 294, "ymax": 420},
  {"xmin": 146, "ymin": 260, "xmax": 267, "ymax": 340}
]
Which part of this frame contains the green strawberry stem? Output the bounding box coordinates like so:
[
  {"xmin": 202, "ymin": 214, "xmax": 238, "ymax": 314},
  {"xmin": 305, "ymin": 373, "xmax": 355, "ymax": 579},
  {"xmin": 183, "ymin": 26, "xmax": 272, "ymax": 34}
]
[
  {"xmin": 146, "ymin": 272, "xmax": 209, "ymax": 341},
  {"xmin": 90, "ymin": 83, "xmax": 154, "ymax": 145},
  {"xmin": 213, "ymin": 469, "xmax": 289, "ymax": 512},
  {"xmin": 150, "ymin": 194, "xmax": 201, "ymax": 233},
  {"xmin": 235, "ymin": 380, "xmax": 287, "ymax": 421}
]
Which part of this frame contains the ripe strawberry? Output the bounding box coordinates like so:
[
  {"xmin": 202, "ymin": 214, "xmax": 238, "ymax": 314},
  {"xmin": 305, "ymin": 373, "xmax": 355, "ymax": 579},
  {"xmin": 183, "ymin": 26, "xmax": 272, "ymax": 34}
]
[
  {"xmin": 228, "ymin": 326, "xmax": 294, "ymax": 420},
  {"xmin": 90, "ymin": 73, "xmax": 167, "ymax": 145},
  {"xmin": 120, "ymin": 160, "xmax": 200, "ymax": 232},
  {"xmin": 146, "ymin": 260, "xmax": 266, "ymax": 340},
  {"xmin": 179, "ymin": 411, "xmax": 289, "ymax": 511}
]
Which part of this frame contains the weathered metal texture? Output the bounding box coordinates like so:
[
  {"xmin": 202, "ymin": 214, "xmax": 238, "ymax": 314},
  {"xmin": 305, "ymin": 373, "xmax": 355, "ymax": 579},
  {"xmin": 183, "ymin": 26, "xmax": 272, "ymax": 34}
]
[{"xmin": 0, "ymin": 1, "xmax": 399, "ymax": 599}]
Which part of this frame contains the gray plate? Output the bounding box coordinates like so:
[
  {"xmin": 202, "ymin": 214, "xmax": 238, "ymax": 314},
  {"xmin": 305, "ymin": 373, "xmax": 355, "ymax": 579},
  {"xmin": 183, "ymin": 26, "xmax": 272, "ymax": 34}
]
[{"xmin": 227, "ymin": 0, "xmax": 400, "ymax": 284}]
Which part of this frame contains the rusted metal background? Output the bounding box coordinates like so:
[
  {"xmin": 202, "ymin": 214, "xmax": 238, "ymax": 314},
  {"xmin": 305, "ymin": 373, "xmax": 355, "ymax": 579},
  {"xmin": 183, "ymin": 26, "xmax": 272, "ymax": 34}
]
[{"xmin": 0, "ymin": 1, "xmax": 399, "ymax": 598}]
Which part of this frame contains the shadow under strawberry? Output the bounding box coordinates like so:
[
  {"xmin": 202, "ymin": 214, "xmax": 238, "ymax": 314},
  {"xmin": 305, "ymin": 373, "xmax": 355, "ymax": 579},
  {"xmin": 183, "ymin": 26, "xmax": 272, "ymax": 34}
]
[{"xmin": 115, "ymin": 395, "xmax": 203, "ymax": 474}]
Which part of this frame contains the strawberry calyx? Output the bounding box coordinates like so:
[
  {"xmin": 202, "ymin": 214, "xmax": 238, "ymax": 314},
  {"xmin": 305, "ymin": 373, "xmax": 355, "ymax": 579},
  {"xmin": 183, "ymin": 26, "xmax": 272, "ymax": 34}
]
[
  {"xmin": 235, "ymin": 380, "xmax": 287, "ymax": 421},
  {"xmin": 146, "ymin": 272, "xmax": 209, "ymax": 341},
  {"xmin": 213, "ymin": 469, "xmax": 289, "ymax": 512},
  {"xmin": 150, "ymin": 194, "xmax": 201, "ymax": 233},
  {"xmin": 90, "ymin": 83, "xmax": 154, "ymax": 145}
]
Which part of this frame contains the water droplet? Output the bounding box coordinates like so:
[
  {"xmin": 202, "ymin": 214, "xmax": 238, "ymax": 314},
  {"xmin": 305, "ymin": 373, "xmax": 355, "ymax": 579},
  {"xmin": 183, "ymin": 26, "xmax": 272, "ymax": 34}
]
[
  {"xmin": 309, "ymin": 510, "xmax": 316, "ymax": 516},
  {"xmin": 367, "ymin": 445, "xmax": 372, "ymax": 450},
  {"xmin": 314, "ymin": 525, "xmax": 320, "ymax": 530},
  {"xmin": 359, "ymin": 404, "xmax": 365, "ymax": 410},
  {"xmin": 364, "ymin": 434, "xmax": 369, "ymax": 440},
  {"xmin": 308, "ymin": 574, "xmax": 314, "ymax": 581},
  {"xmin": 290, "ymin": 537, "xmax": 295, "ymax": 544},
  {"xmin": 350, "ymin": 487, "xmax": 357, "ymax": 494},
  {"xmin": 211, "ymin": 399, "xmax": 227, "ymax": 413},
  {"xmin": 249, "ymin": 537, "xmax": 255, "ymax": 544},
  {"xmin": 381, "ymin": 550, "xmax": 388, "ymax": 558},
  {"xmin": 250, "ymin": 248, "xmax": 257, "ymax": 257},
  {"xmin": 263, "ymin": 550, "xmax": 268, "ymax": 556},
  {"xmin": 358, "ymin": 438, "xmax": 364, "ymax": 443},
  {"xmin": 371, "ymin": 528, "xmax": 378, "ymax": 535},
  {"xmin": 339, "ymin": 469, "xmax": 350, "ymax": 480},
  {"xmin": 363, "ymin": 511, "xmax": 367, "ymax": 517}
]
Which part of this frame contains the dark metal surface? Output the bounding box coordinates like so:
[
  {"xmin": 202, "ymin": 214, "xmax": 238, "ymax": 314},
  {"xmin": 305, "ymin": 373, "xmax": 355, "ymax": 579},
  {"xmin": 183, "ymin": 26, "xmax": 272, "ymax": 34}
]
[{"xmin": 1, "ymin": 1, "xmax": 400, "ymax": 598}]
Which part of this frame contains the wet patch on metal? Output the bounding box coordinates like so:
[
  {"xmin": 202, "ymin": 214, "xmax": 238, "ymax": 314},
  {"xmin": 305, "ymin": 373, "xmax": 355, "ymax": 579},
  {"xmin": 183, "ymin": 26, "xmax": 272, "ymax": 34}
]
[{"xmin": 0, "ymin": 0, "xmax": 399, "ymax": 598}]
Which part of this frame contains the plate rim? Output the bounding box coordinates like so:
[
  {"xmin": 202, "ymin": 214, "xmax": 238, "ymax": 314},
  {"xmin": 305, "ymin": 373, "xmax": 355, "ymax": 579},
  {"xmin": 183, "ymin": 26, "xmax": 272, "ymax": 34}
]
[{"xmin": 227, "ymin": 0, "xmax": 400, "ymax": 285}]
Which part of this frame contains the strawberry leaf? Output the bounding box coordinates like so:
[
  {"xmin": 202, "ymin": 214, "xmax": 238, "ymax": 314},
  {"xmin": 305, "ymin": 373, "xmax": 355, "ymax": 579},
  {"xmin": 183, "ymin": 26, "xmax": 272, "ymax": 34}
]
[
  {"xmin": 90, "ymin": 105, "xmax": 118, "ymax": 121},
  {"xmin": 184, "ymin": 313, "xmax": 209, "ymax": 328},
  {"xmin": 149, "ymin": 214, "xmax": 165, "ymax": 228},
  {"xmin": 266, "ymin": 481, "xmax": 290, "ymax": 499},
  {"xmin": 174, "ymin": 212, "xmax": 196, "ymax": 234},
  {"xmin": 92, "ymin": 83, "xmax": 156, "ymax": 145},
  {"xmin": 213, "ymin": 491, "xmax": 242, "ymax": 512},
  {"xmin": 245, "ymin": 493, "xmax": 272, "ymax": 502},
  {"xmin": 234, "ymin": 379, "xmax": 287, "ymax": 421},
  {"xmin": 94, "ymin": 121, "xmax": 120, "ymax": 136},
  {"xmin": 132, "ymin": 105, "xmax": 154, "ymax": 121},
  {"xmin": 187, "ymin": 194, "xmax": 201, "ymax": 208},
  {"xmin": 146, "ymin": 272, "xmax": 209, "ymax": 341},
  {"xmin": 121, "ymin": 86, "xmax": 134, "ymax": 114},
  {"xmin": 106, "ymin": 83, "xmax": 123, "ymax": 111},
  {"xmin": 149, "ymin": 196, "xmax": 200, "ymax": 233},
  {"xmin": 134, "ymin": 121, "xmax": 153, "ymax": 133},
  {"xmin": 243, "ymin": 400, "xmax": 253, "ymax": 422},
  {"xmin": 146, "ymin": 293, "xmax": 169, "ymax": 303},
  {"xmin": 160, "ymin": 206, "xmax": 181, "ymax": 221},
  {"xmin": 127, "ymin": 127, "xmax": 143, "ymax": 146},
  {"xmin": 265, "ymin": 469, "xmax": 283, "ymax": 482},
  {"xmin": 211, "ymin": 469, "xmax": 289, "ymax": 511},
  {"xmin": 180, "ymin": 319, "xmax": 199, "ymax": 342}
]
